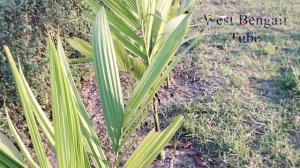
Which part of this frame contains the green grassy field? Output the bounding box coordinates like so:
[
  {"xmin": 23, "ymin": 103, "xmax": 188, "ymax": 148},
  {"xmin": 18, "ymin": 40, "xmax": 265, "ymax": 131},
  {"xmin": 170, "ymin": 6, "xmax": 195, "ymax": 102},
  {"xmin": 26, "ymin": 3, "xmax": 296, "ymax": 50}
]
[{"xmin": 158, "ymin": 0, "xmax": 299, "ymax": 167}]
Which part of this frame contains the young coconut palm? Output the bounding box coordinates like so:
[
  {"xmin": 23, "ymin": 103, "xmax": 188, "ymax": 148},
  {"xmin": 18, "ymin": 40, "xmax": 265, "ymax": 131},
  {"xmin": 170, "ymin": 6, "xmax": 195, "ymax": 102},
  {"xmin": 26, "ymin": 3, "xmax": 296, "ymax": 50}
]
[
  {"xmin": 0, "ymin": 7, "xmax": 193, "ymax": 168},
  {"xmin": 68, "ymin": 0, "xmax": 197, "ymax": 158}
]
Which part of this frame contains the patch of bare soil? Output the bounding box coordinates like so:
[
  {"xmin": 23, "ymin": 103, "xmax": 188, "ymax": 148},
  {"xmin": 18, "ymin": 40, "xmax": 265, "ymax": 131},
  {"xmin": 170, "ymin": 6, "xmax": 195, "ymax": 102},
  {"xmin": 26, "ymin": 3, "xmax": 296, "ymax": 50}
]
[
  {"xmin": 150, "ymin": 143, "xmax": 207, "ymax": 168},
  {"xmin": 80, "ymin": 75, "xmax": 115, "ymax": 166}
]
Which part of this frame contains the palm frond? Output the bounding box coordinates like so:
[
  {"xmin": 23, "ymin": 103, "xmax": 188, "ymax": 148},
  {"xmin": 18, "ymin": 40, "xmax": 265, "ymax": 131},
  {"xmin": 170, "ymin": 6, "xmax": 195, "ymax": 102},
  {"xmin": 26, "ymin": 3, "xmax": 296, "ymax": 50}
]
[{"xmin": 92, "ymin": 7, "xmax": 125, "ymax": 152}]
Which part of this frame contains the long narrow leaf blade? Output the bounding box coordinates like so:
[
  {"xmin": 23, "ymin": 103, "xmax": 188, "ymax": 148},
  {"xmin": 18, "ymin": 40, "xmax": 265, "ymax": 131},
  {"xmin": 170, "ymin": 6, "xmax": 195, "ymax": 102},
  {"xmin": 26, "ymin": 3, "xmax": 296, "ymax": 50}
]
[
  {"xmin": 83, "ymin": 0, "xmax": 140, "ymax": 30},
  {"xmin": 124, "ymin": 115, "xmax": 184, "ymax": 168},
  {"xmin": 106, "ymin": 10, "xmax": 144, "ymax": 47},
  {"xmin": 101, "ymin": 0, "xmax": 139, "ymax": 29},
  {"xmin": 49, "ymin": 38, "xmax": 89, "ymax": 168},
  {"xmin": 59, "ymin": 36, "xmax": 108, "ymax": 168},
  {"xmin": 4, "ymin": 46, "xmax": 51, "ymax": 168},
  {"xmin": 67, "ymin": 37, "xmax": 146, "ymax": 79},
  {"xmin": 5, "ymin": 110, "xmax": 39, "ymax": 168},
  {"xmin": 92, "ymin": 8, "xmax": 125, "ymax": 152},
  {"xmin": 0, "ymin": 132, "xmax": 25, "ymax": 168},
  {"xmin": 19, "ymin": 69, "xmax": 55, "ymax": 147},
  {"xmin": 67, "ymin": 38, "xmax": 93, "ymax": 58},
  {"xmin": 121, "ymin": 0, "xmax": 137, "ymax": 12}
]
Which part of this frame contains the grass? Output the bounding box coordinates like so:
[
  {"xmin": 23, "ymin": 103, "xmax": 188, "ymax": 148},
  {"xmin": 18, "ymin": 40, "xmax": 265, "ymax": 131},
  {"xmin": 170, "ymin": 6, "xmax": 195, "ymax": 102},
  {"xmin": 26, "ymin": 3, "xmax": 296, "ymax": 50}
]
[{"xmin": 158, "ymin": 0, "xmax": 300, "ymax": 167}]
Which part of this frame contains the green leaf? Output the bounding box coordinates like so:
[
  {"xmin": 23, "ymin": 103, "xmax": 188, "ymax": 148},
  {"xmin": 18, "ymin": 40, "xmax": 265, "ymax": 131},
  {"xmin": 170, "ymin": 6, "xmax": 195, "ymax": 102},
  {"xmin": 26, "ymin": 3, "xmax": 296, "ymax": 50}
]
[
  {"xmin": 81, "ymin": 8, "xmax": 145, "ymax": 49},
  {"xmin": 106, "ymin": 10, "xmax": 144, "ymax": 47},
  {"xmin": 67, "ymin": 38, "xmax": 93, "ymax": 58},
  {"xmin": 92, "ymin": 7, "xmax": 125, "ymax": 152},
  {"xmin": 110, "ymin": 26, "xmax": 147, "ymax": 61},
  {"xmin": 49, "ymin": 37, "xmax": 89, "ymax": 168},
  {"xmin": 82, "ymin": 0, "xmax": 146, "ymax": 60},
  {"xmin": 83, "ymin": 0, "xmax": 101, "ymax": 12},
  {"xmin": 67, "ymin": 37, "xmax": 146, "ymax": 80},
  {"xmin": 82, "ymin": 10, "xmax": 96, "ymax": 21},
  {"xmin": 83, "ymin": 0, "xmax": 139, "ymax": 29},
  {"xmin": 124, "ymin": 115, "xmax": 184, "ymax": 168},
  {"xmin": 101, "ymin": 0, "xmax": 140, "ymax": 29},
  {"xmin": 121, "ymin": 0, "xmax": 137, "ymax": 11},
  {"xmin": 114, "ymin": 39, "xmax": 146, "ymax": 79},
  {"xmin": 0, "ymin": 132, "xmax": 25, "ymax": 168},
  {"xmin": 5, "ymin": 109, "xmax": 39, "ymax": 168},
  {"xmin": 4, "ymin": 46, "xmax": 51, "ymax": 168},
  {"xmin": 19, "ymin": 69, "xmax": 55, "ymax": 147},
  {"xmin": 59, "ymin": 36, "xmax": 108, "ymax": 168},
  {"xmin": 67, "ymin": 37, "xmax": 93, "ymax": 63},
  {"xmin": 150, "ymin": 0, "xmax": 173, "ymax": 52},
  {"xmin": 137, "ymin": 0, "xmax": 157, "ymax": 56}
]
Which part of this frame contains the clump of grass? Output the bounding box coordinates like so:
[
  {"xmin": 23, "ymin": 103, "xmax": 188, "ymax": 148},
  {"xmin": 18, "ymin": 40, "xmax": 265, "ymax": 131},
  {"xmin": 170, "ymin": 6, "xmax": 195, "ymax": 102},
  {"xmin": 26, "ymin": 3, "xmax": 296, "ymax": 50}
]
[
  {"xmin": 278, "ymin": 62, "xmax": 300, "ymax": 94},
  {"xmin": 263, "ymin": 42, "xmax": 277, "ymax": 56},
  {"xmin": 291, "ymin": 65, "xmax": 300, "ymax": 94}
]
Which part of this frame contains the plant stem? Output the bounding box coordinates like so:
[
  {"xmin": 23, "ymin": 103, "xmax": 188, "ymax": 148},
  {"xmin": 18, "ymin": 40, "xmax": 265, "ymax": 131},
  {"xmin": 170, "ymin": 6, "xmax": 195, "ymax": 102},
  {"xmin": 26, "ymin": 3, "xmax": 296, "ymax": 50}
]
[
  {"xmin": 152, "ymin": 97, "xmax": 165, "ymax": 160},
  {"xmin": 166, "ymin": 75, "xmax": 171, "ymax": 89}
]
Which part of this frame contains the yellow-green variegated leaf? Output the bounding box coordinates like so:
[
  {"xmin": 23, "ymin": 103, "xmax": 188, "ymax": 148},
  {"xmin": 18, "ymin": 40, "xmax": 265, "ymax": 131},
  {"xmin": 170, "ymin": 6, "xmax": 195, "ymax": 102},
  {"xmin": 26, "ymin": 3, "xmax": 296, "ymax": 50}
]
[
  {"xmin": 114, "ymin": 39, "xmax": 146, "ymax": 80},
  {"xmin": 131, "ymin": 58, "xmax": 146, "ymax": 80},
  {"xmin": 150, "ymin": 0, "xmax": 173, "ymax": 49},
  {"xmin": 157, "ymin": 0, "xmax": 173, "ymax": 21},
  {"xmin": 4, "ymin": 46, "xmax": 51, "ymax": 168},
  {"xmin": 113, "ymin": 39, "xmax": 133, "ymax": 73},
  {"xmin": 57, "ymin": 36, "xmax": 108, "ymax": 168},
  {"xmin": 164, "ymin": 14, "xmax": 188, "ymax": 36},
  {"xmin": 67, "ymin": 37, "xmax": 93, "ymax": 63},
  {"xmin": 49, "ymin": 38, "xmax": 90, "ymax": 168},
  {"xmin": 137, "ymin": 0, "xmax": 157, "ymax": 55},
  {"xmin": 0, "ymin": 132, "xmax": 24, "ymax": 168},
  {"xmin": 6, "ymin": 110, "xmax": 38, "ymax": 168},
  {"xmin": 121, "ymin": 0, "xmax": 137, "ymax": 11},
  {"xmin": 19, "ymin": 69, "xmax": 55, "ymax": 147},
  {"xmin": 67, "ymin": 37, "xmax": 93, "ymax": 58},
  {"xmin": 151, "ymin": 14, "xmax": 187, "ymax": 59},
  {"xmin": 124, "ymin": 115, "xmax": 184, "ymax": 168},
  {"xmin": 170, "ymin": 0, "xmax": 180, "ymax": 17},
  {"xmin": 92, "ymin": 7, "xmax": 125, "ymax": 152}
]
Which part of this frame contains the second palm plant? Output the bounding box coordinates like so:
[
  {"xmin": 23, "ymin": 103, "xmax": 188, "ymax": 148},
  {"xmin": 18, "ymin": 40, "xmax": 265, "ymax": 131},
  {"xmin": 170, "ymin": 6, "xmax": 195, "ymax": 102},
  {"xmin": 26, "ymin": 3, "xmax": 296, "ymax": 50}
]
[{"xmin": 68, "ymin": 0, "xmax": 197, "ymax": 158}]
